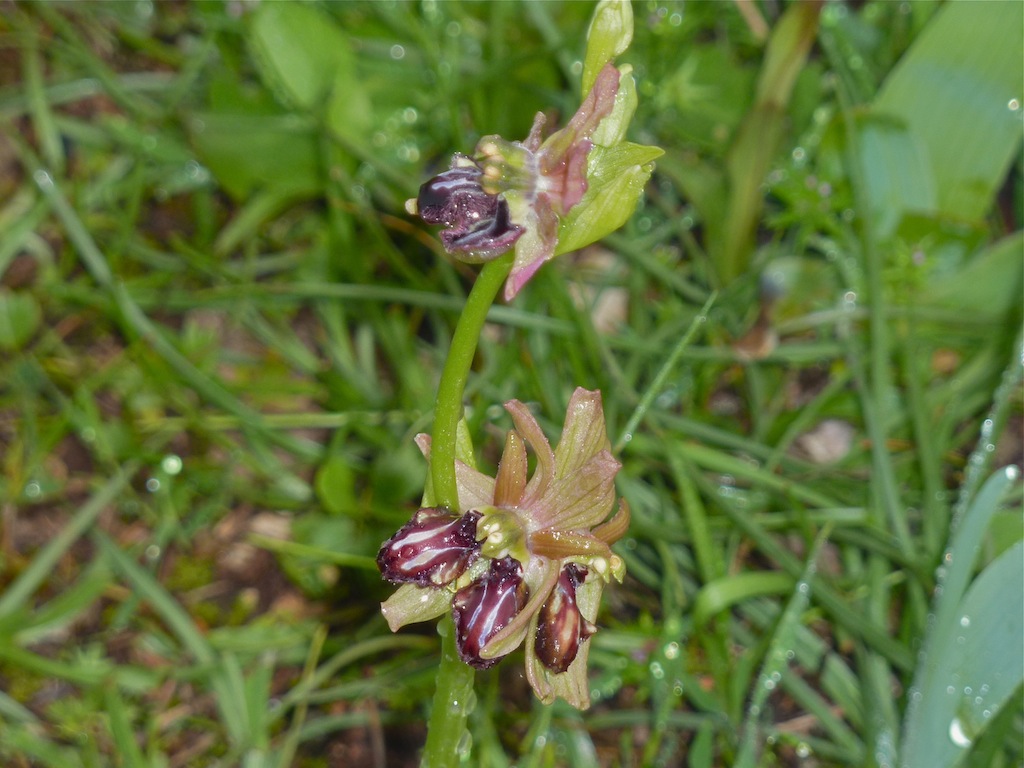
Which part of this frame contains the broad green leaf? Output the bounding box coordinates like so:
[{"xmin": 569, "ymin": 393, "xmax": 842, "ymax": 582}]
[
  {"xmin": 556, "ymin": 142, "xmax": 663, "ymax": 255},
  {"xmin": 901, "ymin": 467, "xmax": 1023, "ymax": 768},
  {"xmin": 315, "ymin": 455, "xmax": 356, "ymax": 516},
  {"xmin": 922, "ymin": 232, "xmax": 1024, "ymax": 320},
  {"xmin": 0, "ymin": 290, "xmax": 41, "ymax": 351},
  {"xmin": 249, "ymin": 3, "xmax": 372, "ymax": 147},
  {"xmin": 856, "ymin": 114, "xmax": 936, "ymax": 240},
  {"xmin": 872, "ymin": 0, "xmax": 1024, "ymax": 224},
  {"xmin": 902, "ymin": 541, "xmax": 1023, "ymax": 768},
  {"xmin": 692, "ymin": 571, "xmax": 794, "ymax": 627},
  {"xmin": 188, "ymin": 112, "xmax": 321, "ymax": 200},
  {"xmin": 249, "ymin": 3, "xmax": 352, "ymax": 113}
]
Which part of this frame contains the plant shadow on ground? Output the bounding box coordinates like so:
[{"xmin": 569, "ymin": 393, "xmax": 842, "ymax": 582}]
[{"xmin": 0, "ymin": 2, "xmax": 1021, "ymax": 767}]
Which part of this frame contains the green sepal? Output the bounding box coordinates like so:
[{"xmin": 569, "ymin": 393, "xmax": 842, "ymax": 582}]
[
  {"xmin": 380, "ymin": 583, "xmax": 451, "ymax": 632},
  {"xmin": 556, "ymin": 142, "xmax": 663, "ymax": 256}
]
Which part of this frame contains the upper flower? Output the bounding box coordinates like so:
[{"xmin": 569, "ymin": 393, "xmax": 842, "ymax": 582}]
[
  {"xmin": 407, "ymin": 63, "xmax": 621, "ymax": 302},
  {"xmin": 406, "ymin": 0, "xmax": 662, "ymax": 304},
  {"xmin": 377, "ymin": 387, "xmax": 629, "ymax": 709}
]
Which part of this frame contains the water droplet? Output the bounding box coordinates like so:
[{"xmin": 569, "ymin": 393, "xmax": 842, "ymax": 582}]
[
  {"xmin": 402, "ymin": 107, "xmax": 418, "ymax": 124},
  {"xmin": 797, "ymin": 581, "xmax": 810, "ymax": 594},
  {"xmin": 650, "ymin": 661, "xmax": 665, "ymax": 680},
  {"xmin": 792, "ymin": 146, "xmax": 806, "ymax": 162},
  {"xmin": 145, "ymin": 544, "xmax": 161, "ymax": 560},
  {"xmin": 146, "ymin": 477, "xmax": 161, "ymax": 492},
  {"xmin": 1009, "ymin": 98, "xmax": 1021, "ymax": 112},
  {"xmin": 946, "ymin": 685, "xmax": 956, "ymax": 695},
  {"xmin": 161, "ymin": 454, "xmax": 183, "ymax": 475},
  {"xmin": 33, "ymin": 169, "xmax": 54, "ymax": 188},
  {"xmin": 398, "ymin": 143, "xmax": 421, "ymax": 163},
  {"xmin": 1006, "ymin": 465, "xmax": 1020, "ymax": 481},
  {"xmin": 390, "ymin": 44, "xmax": 406, "ymax": 60},
  {"xmin": 663, "ymin": 642, "xmax": 680, "ymax": 660},
  {"xmin": 796, "ymin": 742, "xmax": 811, "ymax": 758},
  {"xmin": 959, "ymin": 615, "xmax": 970, "ymax": 628},
  {"xmin": 949, "ymin": 717, "xmax": 972, "ymax": 747},
  {"xmin": 764, "ymin": 677, "xmax": 777, "ymax": 691},
  {"xmin": 24, "ymin": 481, "xmax": 41, "ymax": 498},
  {"xmin": 456, "ymin": 730, "xmax": 472, "ymax": 757}
]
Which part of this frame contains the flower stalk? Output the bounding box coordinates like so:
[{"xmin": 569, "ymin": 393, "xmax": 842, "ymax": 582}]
[{"xmin": 429, "ymin": 254, "xmax": 513, "ymax": 511}]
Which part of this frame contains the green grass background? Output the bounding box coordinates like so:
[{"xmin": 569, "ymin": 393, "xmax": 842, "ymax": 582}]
[{"xmin": 0, "ymin": 1, "xmax": 1021, "ymax": 766}]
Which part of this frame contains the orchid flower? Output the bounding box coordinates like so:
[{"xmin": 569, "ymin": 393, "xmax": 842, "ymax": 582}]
[
  {"xmin": 377, "ymin": 388, "xmax": 629, "ymax": 709},
  {"xmin": 406, "ymin": 1, "xmax": 662, "ymax": 301}
]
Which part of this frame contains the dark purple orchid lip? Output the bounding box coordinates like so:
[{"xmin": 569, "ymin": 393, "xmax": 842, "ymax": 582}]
[
  {"xmin": 413, "ymin": 159, "xmax": 524, "ymax": 261},
  {"xmin": 452, "ymin": 556, "xmax": 528, "ymax": 669},
  {"xmin": 534, "ymin": 563, "xmax": 595, "ymax": 674},
  {"xmin": 376, "ymin": 508, "xmax": 481, "ymax": 588}
]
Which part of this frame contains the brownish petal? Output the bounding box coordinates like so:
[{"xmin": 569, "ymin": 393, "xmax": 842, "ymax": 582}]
[
  {"xmin": 504, "ymin": 398, "xmax": 555, "ymax": 498},
  {"xmin": 529, "ymin": 529, "xmax": 612, "ymax": 562},
  {"xmin": 591, "ymin": 498, "xmax": 630, "ymax": 545},
  {"xmin": 493, "ymin": 429, "xmax": 528, "ymax": 508}
]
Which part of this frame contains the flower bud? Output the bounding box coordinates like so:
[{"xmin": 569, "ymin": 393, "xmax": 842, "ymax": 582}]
[
  {"xmin": 534, "ymin": 564, "xmax": 597, "ymax": 673},
  {"xmin": 452, "ymin": 556, "xmax": 528, "ymax": 669},
  {"xmin": 376, "ymin": 507, "xmax": 481, "ymax": 587}
]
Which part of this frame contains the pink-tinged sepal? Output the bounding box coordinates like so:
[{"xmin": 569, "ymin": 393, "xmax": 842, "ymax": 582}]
[
  {"xmin": 534, "ymin": 564, "xmax": 597, "ymax": 673},
  {"xmin": 376, "ymin": 507, "xmax": 481, "ymax": 587},
  {"xmin": 452, "ymin": 556, "xmax": 528, "ymax": 669}
]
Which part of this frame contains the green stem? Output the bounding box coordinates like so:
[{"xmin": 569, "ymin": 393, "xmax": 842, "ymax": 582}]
[
  {"xmin": 429, "ymin": 254, "xmax": 513, "ymax": 511},
  {"xmin": 423, "ymin": 254, "xmax": 512, "ymax": 768}
]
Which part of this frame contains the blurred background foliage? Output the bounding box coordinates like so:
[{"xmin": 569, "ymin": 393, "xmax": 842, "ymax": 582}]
[{"xmin": 0, "ymin": 1, "xmax": 1021, "ymax": 766}]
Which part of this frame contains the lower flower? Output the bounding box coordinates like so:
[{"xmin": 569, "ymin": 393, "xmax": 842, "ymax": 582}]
[{"xmin": 376, "ymin": 387, "xmax": 629, "ymax": 710}]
